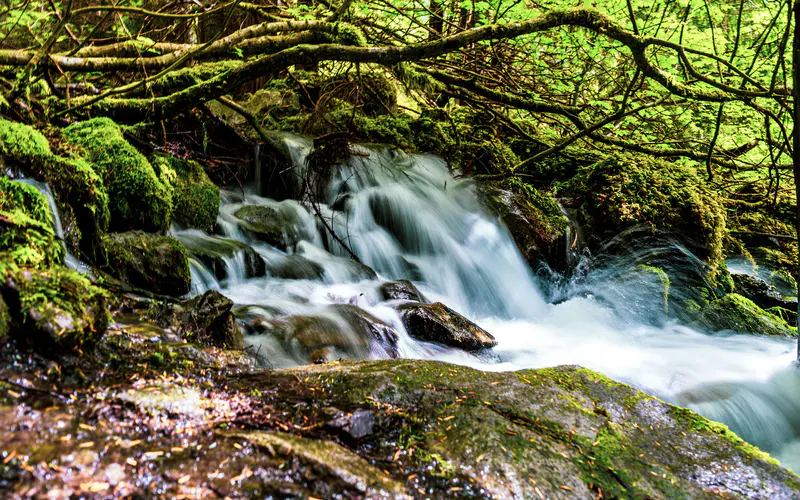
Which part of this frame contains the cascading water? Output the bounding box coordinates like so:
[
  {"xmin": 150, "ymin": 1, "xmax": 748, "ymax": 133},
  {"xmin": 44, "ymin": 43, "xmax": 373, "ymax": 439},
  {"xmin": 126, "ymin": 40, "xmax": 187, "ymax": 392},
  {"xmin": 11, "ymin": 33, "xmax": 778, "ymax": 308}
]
[{"xmin": 173, "ymin": 135, "xmax": 799, "ymax": 471}]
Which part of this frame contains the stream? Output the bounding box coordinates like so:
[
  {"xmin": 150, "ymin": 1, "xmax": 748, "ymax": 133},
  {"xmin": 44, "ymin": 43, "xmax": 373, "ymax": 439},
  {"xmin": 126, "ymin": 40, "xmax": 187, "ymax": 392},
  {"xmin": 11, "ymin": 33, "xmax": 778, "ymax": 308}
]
[{"xmin": 32, "ymin": 135, "xmax": 800, "ymax": 472}]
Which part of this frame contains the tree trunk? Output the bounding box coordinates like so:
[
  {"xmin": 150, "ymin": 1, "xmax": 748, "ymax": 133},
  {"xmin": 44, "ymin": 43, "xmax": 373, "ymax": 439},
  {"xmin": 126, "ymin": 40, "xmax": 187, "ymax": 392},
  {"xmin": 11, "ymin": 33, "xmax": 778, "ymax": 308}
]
[{"xmin": 793, "ymin": 1, "xmax": 800, "ymax": 358}]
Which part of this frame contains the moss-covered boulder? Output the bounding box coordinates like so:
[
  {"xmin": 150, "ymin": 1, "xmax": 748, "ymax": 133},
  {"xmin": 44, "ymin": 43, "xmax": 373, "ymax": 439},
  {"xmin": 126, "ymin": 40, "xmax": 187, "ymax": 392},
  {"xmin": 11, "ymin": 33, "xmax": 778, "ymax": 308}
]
[
  {"xmin": 732, "ymin": 273, "xmax": 795, "ymax": 312},
  {"xmin": 566, "ymin": 153, "xmax": 727, "ymax": 282},
  {"xmin": 64, "ymin": 118, "xmax": 172, "ymax": 233},
  {"xmin": 694, "ymin": 293, "xmax": 797, "ymax": 337},
  {"xmin": 0, "ymin": 176, "xmax": 64, "ymax": 273},
  {"xmin": 480, "ymin": 178, "xmax": 568, "ymax": 271},
  {"xmin": 0, "ymin": 266, "xmax": 109, "ymax": 353},
  {"xmin": 0, "ymin": 119, "xmax": 111, "ymax": 254},
  {"xmin": 99, "ymin": 232, "xmax": 190, "ymax": 296},
  {"xmin": 397, "ymin": 302, "xmax": 496, "ymax": 350},
  {"xmin": 150, "ymin": 152, "xmax": 219, "ymax": 230},
  {"xmin": 238, "ymin": 359, "xmax": 800, "ymax": 499}
]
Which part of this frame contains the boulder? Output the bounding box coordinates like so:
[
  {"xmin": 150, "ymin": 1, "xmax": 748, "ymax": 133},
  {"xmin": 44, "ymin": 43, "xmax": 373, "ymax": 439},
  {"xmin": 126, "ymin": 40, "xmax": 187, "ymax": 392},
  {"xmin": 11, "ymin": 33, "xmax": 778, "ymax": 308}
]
[
  {"xmin": 377, "ymin": 279, "xmax": 425, "ymax": 302},
  {"xmin": 479, "ymin": 180, "xmax": 568, "ymax": 271},
  {"xmin": 154, "ymin": 289, "xmax": 243, "ymax": 349},
  {"xmin": 234, "ymin": 203, "xmax": 311, "ymax": 250},
  {"xmin": 329, "ymin": 304, "xmax": 399, "ymax": 355},
  {"xmin": 0, "ymin": 176, "xmax": 64, "ymax": 273},
  {"xmin": 397, "ymin": 301, "xmax": 496, "ymax": 350},
  {"xmin": 296, "ymin": 241, "xmax": 377, "ymax": 282},
  {"xmin": 264, "ymin": 254, "xmax": 325, "ymax": 281},
  {"xmin": 99, "ymin": 232, "xmax": 191, "ymax": 296},
  {"xmin": 694, "ymin": 293, "xmax": 796, "ymax": 337},
  {"xmin": 150, "ymin": 152, "xmax": 220, "ymax": 231},
  {"xmin": 732, "ymin": 273, "xmax": 796, "ymax": 313},
  {"xmin": 64, "ymin": 118, "xmax": 173, "ymax": 233},
  {"xmin": 1, "ymin": 266, "xmax": 109, "ymax": 354},
  {"xmin": 177, "ymin": 232, "xmax": 265, "ymax": 280}
]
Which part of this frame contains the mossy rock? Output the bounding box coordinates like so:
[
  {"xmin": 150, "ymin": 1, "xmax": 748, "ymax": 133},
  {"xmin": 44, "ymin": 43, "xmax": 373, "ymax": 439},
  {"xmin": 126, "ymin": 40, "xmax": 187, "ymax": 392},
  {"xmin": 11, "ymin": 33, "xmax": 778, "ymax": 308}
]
[
  {"xmin": 64, "ymin": 118, "xmax": 172, "ymax": 233},
  {"xmin": 0, "ymin": 266, "xmax": 109, "ymax": 354},
  {"xmin": 0, "ymin": 176, "xmax": 64, "ymax": 273},
  {"xmin": 234, "ymin": 203, "xmax": 311, "ymax": 250},
  {"xmin": 152, "ymin": 290, "xmax": 243, "ymax": 349},
  {"xmin": 694, "ymin": 293, "xmax": 797, "ymax": 337},
  {"xmin": 239, "ymin": 359, "xmax": 800, "ymax": 499},
  {"xmin": 0, "ymin": 295, "xmax": 8, "ymax": 341},
  {"xmin": 479, "ymin": 178, "xmax": 568, "ymax": 271},
  {"xmin": 99, "ymin": 232, "xmax": 190, "ymax": 296},
  {"xmin": 150, "ymin": 152, "xmax": 220, "ymax": 231},
  {"xmin": 0, "ymin": 120, "xmax": 109, "ymax": 254},
  {"xmin": 565, "ymin": 153, "xmax": 727, "ymax": 283}
]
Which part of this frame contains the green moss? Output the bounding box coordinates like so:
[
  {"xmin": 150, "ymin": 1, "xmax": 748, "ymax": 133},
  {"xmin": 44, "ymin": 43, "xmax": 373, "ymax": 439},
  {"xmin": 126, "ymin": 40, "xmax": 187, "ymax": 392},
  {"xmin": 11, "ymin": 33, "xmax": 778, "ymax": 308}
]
[
  {"xmin": 99, "ymin": 231, "xmax": 190, "ymax": 296},
  {"xmin": 64, "ymin": 118, "xmax": 173, "ymax": 233},
  {"xmin": 0, "ymin": 119, "xmax": 110, "ymax": 253},
  {"xmin": 2, "ymin": 266, "xmax": 110, "ymax": 353},
  {"xmin": 669, "ymin": 406, "xmax": 779, "ymax": 466},
  {"xmin": 150, "ymin": 152, "xmax": 219, "ymax": 230},
  {"xmin": 565, "ymin": 153, "xmax": 727, "ymax": 283},
  {"xmin": 694, "ymin": 293, "xmax": 797, "ymax": 337},
  {"xmin": 635, "ymin": 265, "xmax": 671, "ymax": 313},
  {"xmin": 0, "ymin": 176, "xmax": 64, "ymax": 273}
]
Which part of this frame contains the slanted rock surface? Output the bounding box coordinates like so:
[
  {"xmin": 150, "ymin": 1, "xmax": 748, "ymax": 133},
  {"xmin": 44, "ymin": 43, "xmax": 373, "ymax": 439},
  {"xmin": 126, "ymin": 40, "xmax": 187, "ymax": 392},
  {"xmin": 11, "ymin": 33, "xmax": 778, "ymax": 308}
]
[
  {"xmin": 397, "ymin": 301, "xmax": 496, "ymax": 350},
  {"xmin": 694, "ymin": 293, "xmax": 797, "ymax": 337},
  {"xmin": 153, "ymin": 289, "xmax": 244, "ymax": 349}
]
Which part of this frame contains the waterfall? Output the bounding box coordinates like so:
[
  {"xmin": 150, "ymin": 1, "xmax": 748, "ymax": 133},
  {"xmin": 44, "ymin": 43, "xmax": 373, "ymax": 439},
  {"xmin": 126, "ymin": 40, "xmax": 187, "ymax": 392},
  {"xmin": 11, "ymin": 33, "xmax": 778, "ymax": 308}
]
[{"xmin": 162, "ymin": 135, "xmax": 800, "ymax": 471}]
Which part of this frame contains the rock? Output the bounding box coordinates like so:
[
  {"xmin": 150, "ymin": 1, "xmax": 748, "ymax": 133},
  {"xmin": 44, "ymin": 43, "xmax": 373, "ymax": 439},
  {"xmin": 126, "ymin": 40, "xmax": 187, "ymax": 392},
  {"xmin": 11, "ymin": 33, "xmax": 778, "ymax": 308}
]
[
  {"xmin": 0, "ymin": 176, "xmax": 65, "ymax": 273},
  {"xmin": 694, "ymin": 293, "xmax": 797, "ymax": 337},
  {"xmin": 0, "ymin": 119, "xmax": 110, "ymax": 254},
  {"xmin": 0, "ymin": 295, "xmax": 8, "ymax": 341},
  {"xmin": 565, "ymin": 152, "xmax": 728, "ymax": 284},
  {"xmin": 397, "ymin": 302, "xmax": 496, "ymax": 350},
  {"xmin": 260, "ymin": 359, "xmax": 800, "ymax": 499},
  {"xmin": 177, "ymin": 232, "xmax": 265, "ymax": 280},
  {"xmin": 150, "ymin": 152, "xmax": 220, "ymax": 231},
  {"xmin": 296, "ymin": 241, "xmax": 377, "ymax": 282},
  {"xmin": 226, "ymin": 430, "xmax": 409, "ymax": 498},
  {"xmin": 323, "ymin": 407, "xmax": 376, "ymax": 439},
  {"xmin": 154, "ymin": 290, "xmax": 244, "ymax": 349},
  {"xmin": 99, "ymin": 232, "xmax": 191, "ymax": 296},
  {"xmin": 234, "ymin": 203, "xmax": 312, "ymax": 250},
  {"xmin": 1, "ymin": 266, "xmax": 110, "ymax": 354},
  {"xmin": 732, "ymin": 273, "xmax": 796, "ymax": 313},
  {"xmin": 64, "ymin": 118, "xmax": 173, "ymax": 233},
  {"xmin": 377, "ymin": 280, "xmax": 426, "ymax": 302},
  {"xmin": 479, "ymin": 180, "xmax": 568, "ymax": 271},
  {"xmin": 264, "ymin": 254, "xmax": 325, "ymax": 280},
  {"xmin": 252, "ymin": 304, "xmax": 399, "ymax": 363},
  {"xmin": 329, "ymin": 304, "xmax": 399, "ymax": 356}
]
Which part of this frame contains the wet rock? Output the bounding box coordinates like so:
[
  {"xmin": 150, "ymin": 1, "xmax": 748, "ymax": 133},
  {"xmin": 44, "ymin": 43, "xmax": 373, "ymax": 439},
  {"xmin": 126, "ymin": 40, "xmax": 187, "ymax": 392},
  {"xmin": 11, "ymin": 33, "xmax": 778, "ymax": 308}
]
[
  {"xmin": 178, "ymin": 232, "xmax": 266, "ymax": 280},
  {"xmin": 378, "ymin": 280, "xmax": 426, "ymax": 302},
  {"xmin": 329, "ymin": 304, "xmax": 399, "ymax": 356},
  {"xmin": 226, "ymin": 431, "xmax": 409, "ymax": 498},
  {"xmin": 154, "ymin": 290, "xmax": 244, "ymax": 349},
  {"xmin": 296, "ymin": 242, "xmax": 377, "ymax": 282},
  {"xmin": 234, "ymin": 203, "xmax": 309, "ymax": 250},
  {"xmin": 150, "ymin": 152, "xmax": 220, "ymax": 231},
  {"xmin": 323, "ymin": 407, "xmax": 376, "ymax": 439},
  {"xmin": 479, "ymin": 180, "xmax": 568, "ymax": 271},
  {"xmin": 694, "ymin": 293, "xmax": 796, "ymax": 337},
  {"xmin": 397, "ymin": 302, "xmax": 496, "ymax": 350},
  {"xmin": 99, "ymin": 232, "xmax": 191, "ymax": 296},
  {"xmin": 732, "ymin": 273, "xmax": 796, "ymax": 315},
  {"xmin": 310, "ymin": 348, "xmax": 332, "ymax": 364},
  {"xmin": 273, "ymin": 359, "xmax": 800, "ymax": 499},
  {"xmin": 264, "ymin": 254, "xmax": 325, "ymax": 280},
  {"xmin": 0, "ymin": 295, "xmax": 8, "ymax": 341},
  {"xmin": 1, "ymin": 266, "xmax": 110, "ymax": 354}
]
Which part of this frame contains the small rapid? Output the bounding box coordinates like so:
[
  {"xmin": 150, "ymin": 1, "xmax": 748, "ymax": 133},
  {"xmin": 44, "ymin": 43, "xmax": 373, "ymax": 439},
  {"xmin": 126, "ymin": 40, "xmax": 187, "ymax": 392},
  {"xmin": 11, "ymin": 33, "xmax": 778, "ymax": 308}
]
[{"xmin": 168, "ymin": 136, "xmax": 799, "ymax": 470}]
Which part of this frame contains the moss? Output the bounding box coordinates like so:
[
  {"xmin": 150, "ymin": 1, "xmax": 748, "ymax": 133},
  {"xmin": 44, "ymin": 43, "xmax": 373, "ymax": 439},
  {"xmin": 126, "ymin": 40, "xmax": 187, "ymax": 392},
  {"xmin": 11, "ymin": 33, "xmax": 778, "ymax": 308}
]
[
  {"xmin": 99, "ymin": 231, "xmax": 190, "ymax": 296},
  {"xmin": 669, "ymin": 406, "xmax": 779, "ymax": 466},
  {"xmin": 0, "ymin": 176, "xmax": 64, "ymax": 273},
  {"xmin": 635, "ymin": 265, "xmax": 671, "ymax": 313},
  {"xmin": 150, "ymin": 152, "xmax": 220, "ymax": 230},
  {"xmin": 565, "ymin": 153, "xmax": 727, "ymax": 283},
  {"xmin": 694, "ymin": 293, "xmax": 797, "ymax": 337},
  {"xmin": 2, "ymin": 266, "xmax": 110, "ymax": 353},
  {"xmin": 0, "ymin": 119, "xmax": 110, "ymax": 253},
  {"xmin": 0, "ymin": 295, "xmax": 8, "ymax": 340},
  {"xmin": 64, "ymin": 118, "xmax": 173, "ymax": 233}
]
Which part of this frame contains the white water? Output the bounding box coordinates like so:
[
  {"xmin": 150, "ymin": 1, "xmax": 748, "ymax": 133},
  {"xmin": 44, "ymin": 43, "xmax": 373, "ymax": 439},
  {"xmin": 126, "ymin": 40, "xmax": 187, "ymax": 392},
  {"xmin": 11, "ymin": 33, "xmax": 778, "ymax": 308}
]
[{"xmin": 173, "ymin": 136, "xmax": 799, "ymax": 470}]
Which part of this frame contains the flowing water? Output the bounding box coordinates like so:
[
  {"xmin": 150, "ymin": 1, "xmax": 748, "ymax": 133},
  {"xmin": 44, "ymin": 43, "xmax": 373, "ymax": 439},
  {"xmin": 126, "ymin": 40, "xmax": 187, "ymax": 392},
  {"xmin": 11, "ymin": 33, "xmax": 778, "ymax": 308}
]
[{"xmin": 17, "ymin": 136, "xmax": 793, "ymax": 471}]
